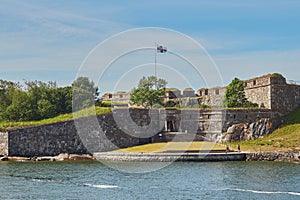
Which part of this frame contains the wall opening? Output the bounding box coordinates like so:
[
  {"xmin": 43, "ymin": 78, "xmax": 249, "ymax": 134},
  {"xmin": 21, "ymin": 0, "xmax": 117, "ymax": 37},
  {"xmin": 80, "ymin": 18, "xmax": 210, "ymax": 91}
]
[
  {"xmin": 215, "ymin": 89, "xmax": 219, "ymax": 95},
  {"xmin": 205, "ymin": 89, "xmax": 208, "ymax": 95}
]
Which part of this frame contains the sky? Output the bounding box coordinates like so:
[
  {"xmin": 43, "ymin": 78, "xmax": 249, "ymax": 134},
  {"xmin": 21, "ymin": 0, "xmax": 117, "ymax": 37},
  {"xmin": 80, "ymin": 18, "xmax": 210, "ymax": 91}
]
[{"xmin": 1, "ymin": 0, "xmax": 300, "ymax": 93}]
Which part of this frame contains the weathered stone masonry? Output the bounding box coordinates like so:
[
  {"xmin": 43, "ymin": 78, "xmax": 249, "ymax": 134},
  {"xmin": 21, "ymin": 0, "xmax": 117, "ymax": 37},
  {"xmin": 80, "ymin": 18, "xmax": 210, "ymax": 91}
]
[
  {"xmin": 0, "ymin": 132, "xmax": 8, "ymax": 156},
  {"xmin": 244, "ymin": 74, "xmax": 300, "ymax": 114},
  {"xmin": 1, "ymin": 110, "xmax": 155, "ymax": 157},
  {"xmin": 0, "ymin": 108, "xmax": 280, "ymax": 157}
]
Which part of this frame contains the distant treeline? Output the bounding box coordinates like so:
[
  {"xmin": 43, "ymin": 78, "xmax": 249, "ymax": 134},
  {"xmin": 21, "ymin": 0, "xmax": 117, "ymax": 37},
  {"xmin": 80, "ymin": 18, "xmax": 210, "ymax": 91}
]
[{"xmin": 0, "ymin": 77, "xmax": 99, "ymax": 122}]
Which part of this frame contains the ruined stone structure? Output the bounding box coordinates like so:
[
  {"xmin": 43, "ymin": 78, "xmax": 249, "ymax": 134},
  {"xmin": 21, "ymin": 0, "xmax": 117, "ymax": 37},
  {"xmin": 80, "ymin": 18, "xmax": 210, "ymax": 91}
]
[
  {"xmin": 103, "ymin": 73, "xmax": 300, "ymax": 115},
  {"xmin": 111, "ymin": 92, "xmax": 131, "ymax": 103},
  {"xmin": 196, "ymin": 73, "xmax": 300, "ymax": 114},
  {"xmin": 244, "ymin": 73, "xmax": 300, "ymax": 114},
  {"xmin": 196, "ymin": 86, "xmax": 225, "ymax": 108}
]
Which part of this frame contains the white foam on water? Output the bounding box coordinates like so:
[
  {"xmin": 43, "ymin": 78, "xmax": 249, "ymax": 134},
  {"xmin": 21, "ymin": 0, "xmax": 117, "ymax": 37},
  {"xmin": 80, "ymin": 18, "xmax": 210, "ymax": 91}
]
[
  {"xmin": 221, "ymin": 188, "xmax": 300, "ymax": 196},
  {"xmin": 84, "ymin": 183, "xmax": 118, "ymax": 189},
  {"xmin": 31, "ymin": 178, "xmax": 63, "ymax": 183}
]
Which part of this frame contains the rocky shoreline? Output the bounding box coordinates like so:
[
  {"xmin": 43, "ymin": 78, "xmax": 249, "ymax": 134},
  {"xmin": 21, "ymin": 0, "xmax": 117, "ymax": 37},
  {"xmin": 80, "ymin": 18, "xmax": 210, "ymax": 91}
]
[
  {"xmin": 246, "ymin": 151, "xmax": 300, "ymax": 163},
  {"xmin": 1, "ymin": 151, "xmax": 300, "ymax": 163},
  {"xmin": 0, "ymin": 153, "xmax": 95, "ymax": 162}
]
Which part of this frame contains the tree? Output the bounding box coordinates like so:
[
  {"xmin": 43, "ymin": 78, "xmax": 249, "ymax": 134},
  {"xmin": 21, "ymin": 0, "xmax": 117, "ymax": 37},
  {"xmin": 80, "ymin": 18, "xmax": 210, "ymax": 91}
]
[
  {"xmin": 0, "ymin": 78, "xmax": 85, "ymax": 122},
  {"xmin": 130, "ymin": 76, "xmax": 167, "ymax": 108},
  {"xmin": 25, "ymin": 80, "xmax": 58, "ymax": 120},
  {"xmin": 0, "ymin": 80, "xmax": 19, "ymax": 119},
  {"xmin": 224, "ymin": 77, "xmax": 258, "ymax": 108},
  {"xmin": 37, "ymin": 99, "xmax": 56, "ymax": 119},
  {"xmin": 72, "ymin": 77, "xmax": 100, "ymax": 111},
  {"xmin": 4, "ymin": 90, "xmax": 32, "ymax": 121},
  {"xmin": 54, "ymin": 86, "xmax": 73, "ymax": 114}
]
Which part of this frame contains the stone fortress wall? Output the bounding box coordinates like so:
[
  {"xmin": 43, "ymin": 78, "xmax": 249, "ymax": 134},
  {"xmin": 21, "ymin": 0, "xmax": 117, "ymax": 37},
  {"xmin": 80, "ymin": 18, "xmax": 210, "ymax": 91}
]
[
  {"xmin": 1, "ymin": 73, "xmax": 299, "ymax": 157},
  {"xmin": 0, "ymin": 108, "xmax": 279, "ymax": 157},
  {"xmin": 0, "ymin": 110, "xmax": 152, "ymax": 157}
]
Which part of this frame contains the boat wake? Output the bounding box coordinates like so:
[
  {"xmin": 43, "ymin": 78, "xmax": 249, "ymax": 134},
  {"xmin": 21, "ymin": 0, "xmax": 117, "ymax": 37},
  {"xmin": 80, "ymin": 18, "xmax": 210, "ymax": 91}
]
[
  {"xmin": 31, "ymin": 177, "xmax": 118, "ymax": 189},
  {"xmin": 83, "ymin": 183, "xmax": 118, "ymax": 189},
  {"xmin": 31, "ymin": 178, "xmax": 64, "ymax": 183},
  {"xmin": 220, "ymin": 188, "xmax": 300, "ymax": 196}
]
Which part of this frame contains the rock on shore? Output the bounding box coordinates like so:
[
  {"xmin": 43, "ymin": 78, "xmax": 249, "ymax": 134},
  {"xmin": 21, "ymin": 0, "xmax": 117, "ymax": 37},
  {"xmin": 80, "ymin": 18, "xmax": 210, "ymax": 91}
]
[
  {"xmin": 0, "ymin": 153, "xmax": 95, "ymax": 162},
  {"xmin": 222, "ymin": 118, "xmax": 278, "ymax": 142},
  {"xmin": 246, "ymin": 151, "xmax": 300, "ymax": 163}
]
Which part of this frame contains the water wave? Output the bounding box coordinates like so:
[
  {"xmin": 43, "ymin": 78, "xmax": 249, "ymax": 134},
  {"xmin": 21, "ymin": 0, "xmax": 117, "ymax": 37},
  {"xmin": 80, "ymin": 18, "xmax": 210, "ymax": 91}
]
[
  {"xmin": 31, "ymin": 177, "xmax": 118, "ymax": 189},
  {"xmin": 221, "ymin": 188, "xmax": 300, "ymax": 196},
  {"xmin": 84, "ymin": 183, "xmax": 118, "ymax": 189},
  {"xmin": 31, "ymin": 178, "xmax": 64, "ymax": 183}
]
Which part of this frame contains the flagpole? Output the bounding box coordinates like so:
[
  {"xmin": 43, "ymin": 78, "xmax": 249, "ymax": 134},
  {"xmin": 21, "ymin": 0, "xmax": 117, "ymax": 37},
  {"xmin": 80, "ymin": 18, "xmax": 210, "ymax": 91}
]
[{"xmin": 155, "ymin": 43, "xmax": 157, "ymax": 78}]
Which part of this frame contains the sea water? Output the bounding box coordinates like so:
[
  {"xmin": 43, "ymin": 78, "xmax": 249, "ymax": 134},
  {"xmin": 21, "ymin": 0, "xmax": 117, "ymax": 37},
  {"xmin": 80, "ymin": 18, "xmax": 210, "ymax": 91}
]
[{"xmin": 0, "ymin": 161, "xmax": 299, "ymax": 199}]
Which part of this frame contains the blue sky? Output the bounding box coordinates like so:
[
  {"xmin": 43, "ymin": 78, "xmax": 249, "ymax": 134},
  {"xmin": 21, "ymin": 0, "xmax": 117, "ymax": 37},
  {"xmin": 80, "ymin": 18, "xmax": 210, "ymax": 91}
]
[{"xmin": 1, "ymin": 0, "xmax": 300, "ymax": 92}]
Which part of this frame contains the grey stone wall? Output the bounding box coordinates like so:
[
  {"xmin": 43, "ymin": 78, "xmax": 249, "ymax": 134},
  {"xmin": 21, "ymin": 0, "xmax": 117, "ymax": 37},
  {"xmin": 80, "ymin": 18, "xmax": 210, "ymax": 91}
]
[
  {"xmin": 1, "ymin": 108, "xmax": 280, "ymax": 157},
  {"xmin": 271, "ymin": 84, "xmax": 300, "ymax": 114},
  {"xmin": 244, "ymin": 74, "xmax": 300, "ymax": 115},
  {"xmin": 8, "ymin": 121, "xmax": 87, "ymax": 157},
  {"xmin": 0, "ymin": 132, "xmax": 8, "ymax": 156},
  {"xmin": 6, "ymin": 110, "xmax": 157, "ymax": 157},
  {"xmin": 197, "ymin": 87, "xmax": 226, "ymax": 97},
  {"xmin": 245, "ymin": 84, "xmax": 271, "ymax": 108}
]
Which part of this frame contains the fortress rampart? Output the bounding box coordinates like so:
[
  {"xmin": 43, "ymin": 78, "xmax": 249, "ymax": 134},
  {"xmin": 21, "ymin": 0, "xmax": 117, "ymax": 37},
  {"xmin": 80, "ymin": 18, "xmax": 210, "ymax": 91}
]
[{"xmin": 0, "ymin": 108, "xmax": 280, "ymax": 157}]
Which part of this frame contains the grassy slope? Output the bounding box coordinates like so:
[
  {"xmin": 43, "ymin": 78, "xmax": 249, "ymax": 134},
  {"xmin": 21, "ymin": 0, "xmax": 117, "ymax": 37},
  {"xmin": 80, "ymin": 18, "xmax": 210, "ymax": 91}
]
[
  {"xmin": 226, "ymin": 107, "xmax": 300, "ymax": 152},
  {"xmin": 115, "ymin": 142, "xmax": 225, "ymax": 153},
  {"xmin": 0, "ymin": 106, "xmax": 111, "ymax": 131}
]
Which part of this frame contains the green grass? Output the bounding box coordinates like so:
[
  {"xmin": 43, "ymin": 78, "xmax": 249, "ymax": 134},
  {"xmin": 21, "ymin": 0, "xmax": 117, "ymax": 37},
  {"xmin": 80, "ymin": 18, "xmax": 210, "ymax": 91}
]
[
  {"xmin": 0, "ymin": 106, "xmax": 111, "ymax": 131},
  {"xmin": 225, "ymin": 107, "xmax": 300, "ymax": 152},
  {"xmin": 115, "ymin": 142, "xmax": 225, "ymax": 153}
]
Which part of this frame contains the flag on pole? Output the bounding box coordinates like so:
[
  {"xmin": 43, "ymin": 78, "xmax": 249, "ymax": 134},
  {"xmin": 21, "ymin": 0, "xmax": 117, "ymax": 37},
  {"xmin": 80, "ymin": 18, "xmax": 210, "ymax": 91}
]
[{"xmin": 157, "ymin": 45, "xmax": 167, "ymax": 53}]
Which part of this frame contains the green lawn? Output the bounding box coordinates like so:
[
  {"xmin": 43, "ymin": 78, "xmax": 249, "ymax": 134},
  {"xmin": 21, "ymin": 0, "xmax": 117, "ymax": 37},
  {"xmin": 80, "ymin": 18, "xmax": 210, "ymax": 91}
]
[
  {"xmin": 225, "ymin": 107, "xmax": 300, "ymax": 152},
  {"xmin": 0, "ymin": 106, "xmax": 111, "ymax": 131},
  {"xmin": 115, "ymin": 142, "xmax": 225, "ymax": 153}
]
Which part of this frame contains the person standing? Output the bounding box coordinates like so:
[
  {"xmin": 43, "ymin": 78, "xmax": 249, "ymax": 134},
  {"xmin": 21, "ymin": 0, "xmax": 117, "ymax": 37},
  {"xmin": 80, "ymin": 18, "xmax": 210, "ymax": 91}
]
[{"xmin": 226, "ymin": 145, "xmax": 229, "ymax": 153}]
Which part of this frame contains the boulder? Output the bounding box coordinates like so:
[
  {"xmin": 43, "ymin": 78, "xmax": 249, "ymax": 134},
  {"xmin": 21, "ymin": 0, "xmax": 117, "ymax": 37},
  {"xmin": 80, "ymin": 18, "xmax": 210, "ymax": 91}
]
[
  {"xmin": 0, "ymin": 156, "xmax": 8, "ymax": 161},
  {"xmin": 55, "ymin": 153, "xmax": 70, "ymax": 161},
  {"xmin": 222, "ymin": 118, "xmax": 276, "ymax": 142}
]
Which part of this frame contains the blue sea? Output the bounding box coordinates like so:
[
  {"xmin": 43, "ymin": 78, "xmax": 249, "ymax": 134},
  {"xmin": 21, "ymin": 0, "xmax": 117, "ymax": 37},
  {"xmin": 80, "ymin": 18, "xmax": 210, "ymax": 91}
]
[{"xmin": 0, "ymin": 161, "xmax": 299, "ymax": 199}]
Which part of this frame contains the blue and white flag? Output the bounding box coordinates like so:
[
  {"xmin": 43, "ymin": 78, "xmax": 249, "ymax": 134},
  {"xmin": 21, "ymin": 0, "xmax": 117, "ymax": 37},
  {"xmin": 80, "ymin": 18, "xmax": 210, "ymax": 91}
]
[{"xmin": 157, "ymin": 45, "xmax": 167, "ymax": 53}]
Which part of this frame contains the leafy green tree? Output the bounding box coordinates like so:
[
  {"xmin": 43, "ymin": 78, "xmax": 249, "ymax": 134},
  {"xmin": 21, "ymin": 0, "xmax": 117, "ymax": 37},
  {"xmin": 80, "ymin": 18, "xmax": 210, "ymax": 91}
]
[
  {"xmin": 130, "ymin": 76, "xmax": 167, "ymax": 108},
  {"xmin": 0, "ymin": 79, "xmax": 80, "ymax": 121},
  {"xmin": 72, "ymin": 77, "xmax": 100, "ymax": 111},
  {"xmin": 25, "ymin": 80, "xmax": 58, "ymax": 120},
  {"xmin": 4, "ymin": 90, "xmax": 32, "ymax": 121},
  {"xmin": 0, "ymin": 80, "xmax": 19, "ymax": 119},
  {"xmin": 54, "ymin": 86, "xmax": 73, "ymax": 114},
  {"xmin": 224, "ymin": 78, "xmax": 258, "ymax": 108},
  {"xmin": 37, "ymin": 99, "xmax": 56, "ymax": 119}
]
